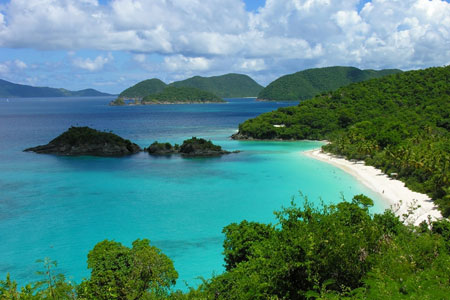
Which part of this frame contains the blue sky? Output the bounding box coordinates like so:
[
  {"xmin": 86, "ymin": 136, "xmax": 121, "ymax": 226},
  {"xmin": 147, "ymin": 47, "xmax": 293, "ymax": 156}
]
[{"xmin": 0, "ymin": 0, "xmax": 449, "ymax": 93}]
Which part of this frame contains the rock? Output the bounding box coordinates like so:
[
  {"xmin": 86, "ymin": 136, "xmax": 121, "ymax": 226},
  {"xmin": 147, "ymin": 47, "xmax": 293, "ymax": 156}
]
[{"xmin": 24, "ymin": 126, "xmax": 142, "ymax": 157}]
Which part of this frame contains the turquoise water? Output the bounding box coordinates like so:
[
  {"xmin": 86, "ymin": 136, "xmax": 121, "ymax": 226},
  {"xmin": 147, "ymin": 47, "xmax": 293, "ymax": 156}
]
[{"xmin": 0, "ymin": 97, "xmax": 388, "ymax": 289}]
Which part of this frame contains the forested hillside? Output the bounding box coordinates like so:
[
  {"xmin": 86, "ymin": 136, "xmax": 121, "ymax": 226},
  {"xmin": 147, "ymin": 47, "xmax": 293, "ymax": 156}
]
[
  {"xmin": 257, "ymin": 66, "xmax": 402, "ymax": 101},
  {"xmin": 118, "ymin": 78, "xmax": 167, "ymax": 99},
  {"xmin": 142, "ymin": 86, "xmax": 224, "ymax": 103},
  {"xmin": 170, "ymin": 73, "xmax": 263, "ymax": 98},
  {"xmin": 236, "ymin": 66, "xmax": 450, "ymax": 215}
]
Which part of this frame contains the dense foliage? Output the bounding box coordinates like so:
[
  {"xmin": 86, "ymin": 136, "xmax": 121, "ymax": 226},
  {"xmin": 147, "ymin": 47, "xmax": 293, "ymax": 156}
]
[
  {"xmin": 179, "ymin": 137, "xmax": 223, "ymax": 153},
  {"xmin": 237, "ymin": 66, "xmax": 450, "ymax": 215},
  {"xmin": 118, "ymin": 79, "xmax": 167, "ymax": 99},
  {"xmin": 50, "ymin": 126, "xmax": 136, "ymax": 149},
  {"xmin": 142, "ymin": 86, "xmax": 224, "ymax": 103},
  {"xmin": 169, "ymin": 73, "xmax": 263, "ymax": 98},
  {"xmin": 257, "ymin": 66, "xmax": 402, "ymax": 101},
  {"xmin": 145, "ymin": 137, "xmax": 230, "ymax": 156},
  {"xmin": 3, "ymin": 196, "xmax": 450, "ymax": 299},
  {"xmin": 0, "ymin": 79, "xmax": 110, "ymax": 98}
]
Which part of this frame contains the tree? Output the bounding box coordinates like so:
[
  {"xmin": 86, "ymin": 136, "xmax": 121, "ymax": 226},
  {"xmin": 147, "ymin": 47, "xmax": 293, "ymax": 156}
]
[{"xmin": 78, "ymin": 239, "xmax": 177, "ymax": 300}]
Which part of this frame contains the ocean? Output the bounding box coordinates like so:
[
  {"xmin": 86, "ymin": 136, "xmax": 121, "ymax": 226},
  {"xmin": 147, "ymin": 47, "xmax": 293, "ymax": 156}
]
[{"xmin": 0, "ymin": 96, "xmax": 388, "ymax": 289}]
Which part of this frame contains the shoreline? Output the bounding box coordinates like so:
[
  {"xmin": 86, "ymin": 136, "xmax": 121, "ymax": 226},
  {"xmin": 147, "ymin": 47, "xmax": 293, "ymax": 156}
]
[{"xmin": 303, "ymin": 148, "xmax": 442, "ymax": 225}]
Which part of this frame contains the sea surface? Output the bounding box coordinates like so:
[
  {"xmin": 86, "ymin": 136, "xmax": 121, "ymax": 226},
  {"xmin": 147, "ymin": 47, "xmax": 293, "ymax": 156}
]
[{"xmin": 0, "ymin": 97, "xmax": 388, "ymax": 289}]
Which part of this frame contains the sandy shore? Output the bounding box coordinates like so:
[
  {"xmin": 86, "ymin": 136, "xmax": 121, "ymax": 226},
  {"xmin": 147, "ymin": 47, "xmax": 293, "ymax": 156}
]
[{"xmin": 303, "ymin": 149, "xmax": 442, "ymax": 225}]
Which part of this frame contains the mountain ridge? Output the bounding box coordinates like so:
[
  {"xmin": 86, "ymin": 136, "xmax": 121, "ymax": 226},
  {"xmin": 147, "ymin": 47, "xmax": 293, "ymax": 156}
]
[
  {"xmin": 0, "ymin": 79, "xmax": 112, "ymax": 98},
  {"xmin": 257, "ymin": 66, "xmax": 402, "ymax": 101}
]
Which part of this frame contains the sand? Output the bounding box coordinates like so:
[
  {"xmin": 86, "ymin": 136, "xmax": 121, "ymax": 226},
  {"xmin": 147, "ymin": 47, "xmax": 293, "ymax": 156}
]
[{"xmin": 303, "ymin": 149, "xmax": 442, "ymax": 225}]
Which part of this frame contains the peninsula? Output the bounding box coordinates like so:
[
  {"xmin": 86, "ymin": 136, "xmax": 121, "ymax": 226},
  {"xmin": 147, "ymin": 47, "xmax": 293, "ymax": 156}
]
[
  {"xmin": 234, "ymin": 66, "xmax": 449, "ymax": 218},
  {"xmin": 24, "ymin": 126, "xmax": 141, "ymax": 156}
]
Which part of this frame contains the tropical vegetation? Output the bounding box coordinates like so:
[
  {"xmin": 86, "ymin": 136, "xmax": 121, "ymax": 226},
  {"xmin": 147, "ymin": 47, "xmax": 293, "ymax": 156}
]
[
  {"xmin": 257, "ymin": 66, "xmax": 402, "ymax": 101},
  {"xmin": 142, "ymin": 86, "xmax": 224, "ymax": 103},
  {"xmin": 170, "ymin": 73, "xmax": 263, "ymax": 98},
  {"xmin": 2, "ymin": 195, "xmax": 450, "ymax": 299},
  {"xmin": 118, "ymin": 78, "xmax": 167, "ymax": 99},
  {"xmin": 236, "ymin": 66, "xmax": 450, "ymax": 216}
]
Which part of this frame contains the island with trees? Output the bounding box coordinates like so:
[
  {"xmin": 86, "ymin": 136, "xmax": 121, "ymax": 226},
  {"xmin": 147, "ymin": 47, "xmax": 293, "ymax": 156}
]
[
  {"xmin": 110, "ymin": 73, "xmax": 264, "ymax": 105},
  {"xmin": 146, "ymin": 137, "xmax": 238, "ymax": 156},
  {"xmin": 257, "ymin": 66, "xmax": 402, "ymax": 101},
  {"xmin": 142, "ymin": 86, "xmax": 225, "ymax": 104},
  {"xmin": 24, "ymin": 126, "xmax": 141, "ymax": 156}
]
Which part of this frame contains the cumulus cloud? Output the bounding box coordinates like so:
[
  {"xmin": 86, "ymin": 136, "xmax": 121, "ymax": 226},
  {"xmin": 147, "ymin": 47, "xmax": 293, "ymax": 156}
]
[
  {"xmin": 164, "ymin": 55, "xmax": 211, "ymax": 72},
  {"xmin": 0, "ymin": 0, "xmax": 449, "ymax": 80},
  {"xmin": 72, "ymin": 53, "xmax": 113, "ymax": 71}
]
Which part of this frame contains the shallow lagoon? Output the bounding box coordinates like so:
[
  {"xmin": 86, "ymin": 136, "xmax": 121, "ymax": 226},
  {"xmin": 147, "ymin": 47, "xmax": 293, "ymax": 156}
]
[{"xmin": 0, "ymin": 97, "xmax": 388, "ymax": 289}]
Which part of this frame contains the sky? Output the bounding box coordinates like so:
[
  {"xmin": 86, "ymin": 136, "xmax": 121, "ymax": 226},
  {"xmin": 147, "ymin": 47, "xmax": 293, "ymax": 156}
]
[{"xmin": 0, "ymin": 0, "xmax": 449, "ymax": 93}]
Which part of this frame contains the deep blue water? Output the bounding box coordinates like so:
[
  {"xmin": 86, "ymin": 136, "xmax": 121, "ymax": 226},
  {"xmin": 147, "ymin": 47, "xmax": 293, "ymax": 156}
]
[{"xmin": 0, "ymin": 97, "xmax": 388, "ymax": 289}]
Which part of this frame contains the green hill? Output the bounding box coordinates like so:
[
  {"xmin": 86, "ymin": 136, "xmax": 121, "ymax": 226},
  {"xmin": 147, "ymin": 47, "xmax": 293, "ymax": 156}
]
[
  {"xmin": 142, "ymin": 86, "xmax": 224, "ymax": 104},
  {"xmin": 170, "ymin": 73, "xmax": 263, "ymax": 98},
  {"xmin": 0, "ymin": 79, "xmax": 111, "ymax": 98},
  {"xmin": 118, "ymin": 78, "xmax": 167, "ymax": 99},
  {"xmin": 235, "ymin": 66, "xmax": 450, "ymax": 215},
  {"xmin": 258, "ymin": 66, "xmax": 402, "ymax": 100}
]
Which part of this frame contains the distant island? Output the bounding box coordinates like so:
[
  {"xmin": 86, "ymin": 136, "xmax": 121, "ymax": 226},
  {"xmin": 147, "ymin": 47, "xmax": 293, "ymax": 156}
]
[
  {"xmin": 146, "ymin": 137, "xmax": 238, "ymax": 156},
  {"xmin": 169, "ymin": 73, "xmax": 263, "ymax": 98},
  {"xmin": 0, "ymin": 79, "xmax": 112, "ymax": 98},
  {"xmin": 257, "ymin": 66, "xmax": 402, "ymax": 101},
  {"xmin": 111, "ymin": 73, "xmax": 263, "ymax": 106},
  {"xmin": 110, "ymin": 86, "xmax": 225, "ymax": 105},
  {"xmin": 24, "ymin": 126, "xmax": 141, "ymax": 156}
]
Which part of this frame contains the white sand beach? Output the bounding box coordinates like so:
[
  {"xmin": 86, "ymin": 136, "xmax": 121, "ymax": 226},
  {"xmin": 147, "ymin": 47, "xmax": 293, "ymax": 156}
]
[{"xmin": 303, "ymin": 148, "xmax": 442, "ymax": 225}]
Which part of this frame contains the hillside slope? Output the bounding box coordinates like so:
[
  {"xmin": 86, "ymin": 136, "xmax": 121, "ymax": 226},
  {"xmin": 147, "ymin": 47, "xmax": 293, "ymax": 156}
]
[
  {"xmin": 170, "ymin": 73, "xmax": 263, "ymax": 98},
  {"xmin": 258, "ymin": 66, "xmax": 402, "ymax": 100},
  {"xmin": 118, "ymin": 78, "xmax": 167, "ymax": 99}
]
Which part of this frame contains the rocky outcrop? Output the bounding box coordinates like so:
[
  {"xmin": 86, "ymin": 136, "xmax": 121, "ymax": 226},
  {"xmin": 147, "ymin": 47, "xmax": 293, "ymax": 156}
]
[
  {"xmin": 145, "ymin": 137, "xmax": 239, "ymax": 157},
  {"xmin": 24, "ymin": 126, "xmax": 141, "ymax": 156}
]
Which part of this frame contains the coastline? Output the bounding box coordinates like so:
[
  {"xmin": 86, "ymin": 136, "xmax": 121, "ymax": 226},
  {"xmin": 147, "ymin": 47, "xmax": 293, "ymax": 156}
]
[{"xmin": 303, "ymin": 148, "xmax": 442, "ymax": 225}]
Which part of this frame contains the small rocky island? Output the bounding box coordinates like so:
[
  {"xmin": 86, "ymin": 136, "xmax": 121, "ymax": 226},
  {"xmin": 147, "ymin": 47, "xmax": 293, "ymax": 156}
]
[
  {"xmin": 146, "ymin": 137, "xmax": 238, "ymax": 157},
  {"xmin": 24, "ymin": 126, "xmax": 141, "ymax": 156}
]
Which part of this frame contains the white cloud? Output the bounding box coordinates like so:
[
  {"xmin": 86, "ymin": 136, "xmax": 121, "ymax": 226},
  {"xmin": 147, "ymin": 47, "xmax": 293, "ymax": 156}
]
[
  {"xmin": 72, "ymin": 53, "xmax": 113, "ymax": 71},
  {"xmin": 238, "ymin": 58, "xmax": 266, "ymax": 71},
  {"xmin": 133, "ymin": 54, "xmax": 146, "ymax": 63},
  {"xmin": 14, "ymin": 59, "xmax": 27, "ymax": 69},
  {"xmin": 164, "ymin": 55, "xmax": 211, "ymax": 72},
  {"xmin": 0, "ymin": 0, "xmax": 448, "ymax": 81},
  {"xmin": 0, "ymin": 63, "xmax": 8, "ymax": 74}
]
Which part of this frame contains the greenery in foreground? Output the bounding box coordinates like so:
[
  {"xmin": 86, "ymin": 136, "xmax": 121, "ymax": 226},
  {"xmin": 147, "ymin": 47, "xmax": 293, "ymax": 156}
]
[
  {"xmin": 239, "ymin": 66, "xmax": 450, "ymax": 216},
  {"xmin": 142, "ymin": 87, "xmax": 224, "ymax": 103},
  {"xmin": 257, "ymin": 66, "xmax": 402, "ymax": 101},
  {"xmin": 2, "ymin": 195, "xmax": 450, "ymax": 299}
]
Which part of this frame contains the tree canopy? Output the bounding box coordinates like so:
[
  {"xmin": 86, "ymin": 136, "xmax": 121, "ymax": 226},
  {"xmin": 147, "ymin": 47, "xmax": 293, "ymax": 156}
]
[{"xmin": 257, "ymin": 66, "xmax": 402, "ymax": 101}]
